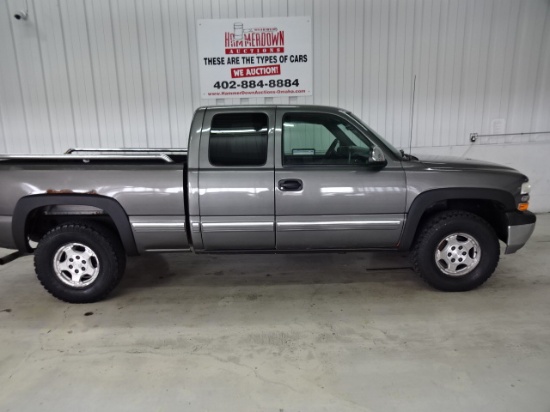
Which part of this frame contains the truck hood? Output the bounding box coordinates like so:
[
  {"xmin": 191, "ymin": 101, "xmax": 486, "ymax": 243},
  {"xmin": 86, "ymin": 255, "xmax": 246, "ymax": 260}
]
[{"xmin": 413, "ymin": 154, "xmax": 518, "ymax": 173}]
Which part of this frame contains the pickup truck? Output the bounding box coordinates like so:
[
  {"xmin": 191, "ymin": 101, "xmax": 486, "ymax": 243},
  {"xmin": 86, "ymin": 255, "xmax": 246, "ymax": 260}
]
[{"xmin": 0, "ymin": 105, "xmax": 536, "ymax": 303}]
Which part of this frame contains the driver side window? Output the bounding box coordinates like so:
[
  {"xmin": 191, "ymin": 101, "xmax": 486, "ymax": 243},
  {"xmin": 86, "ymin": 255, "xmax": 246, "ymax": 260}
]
[{"xmin": 282, "ymin": 113, "xmax": 373, "ymax": 166}]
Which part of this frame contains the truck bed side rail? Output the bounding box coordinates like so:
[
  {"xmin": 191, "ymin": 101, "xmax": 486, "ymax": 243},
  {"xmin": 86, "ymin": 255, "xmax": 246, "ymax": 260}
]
[
  {"xmin": 0, "ymin": 154, "xmax": 175, "ymax": 163},
  {"xmin": 65, "ymin": 147, "xmax": 188, "ymax": 156}
]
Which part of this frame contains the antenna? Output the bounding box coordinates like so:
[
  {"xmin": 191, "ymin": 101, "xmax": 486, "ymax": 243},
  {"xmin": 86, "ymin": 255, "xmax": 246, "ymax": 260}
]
[{"xmin": 408, "ymin": 74, "xmax": 417, "ymax": 156}]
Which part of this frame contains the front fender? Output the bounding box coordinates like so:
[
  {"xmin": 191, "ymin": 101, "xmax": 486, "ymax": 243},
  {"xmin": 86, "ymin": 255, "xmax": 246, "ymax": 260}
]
[{"xmin": 398, "ymin": 188, "xmax": 516, "ymax": 251}]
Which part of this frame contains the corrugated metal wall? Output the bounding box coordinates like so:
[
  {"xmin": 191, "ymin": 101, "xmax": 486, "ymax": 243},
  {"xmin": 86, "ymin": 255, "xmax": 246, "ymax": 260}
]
[{"xmin": 0, "ymin": 0, "xmax": 549, "ymax": 154}]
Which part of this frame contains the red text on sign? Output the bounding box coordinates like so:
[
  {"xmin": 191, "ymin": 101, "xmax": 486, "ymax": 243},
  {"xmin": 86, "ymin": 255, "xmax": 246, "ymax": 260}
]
[{"xmin": 231, "ymin": 64, "xmax": 281, "ymax": 78}]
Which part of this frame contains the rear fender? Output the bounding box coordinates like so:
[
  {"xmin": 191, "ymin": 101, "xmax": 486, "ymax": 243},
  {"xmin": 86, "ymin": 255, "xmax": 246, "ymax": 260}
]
[{"xmin": 12, "ymin": 194, "xmax": 138, "ymax": 255}]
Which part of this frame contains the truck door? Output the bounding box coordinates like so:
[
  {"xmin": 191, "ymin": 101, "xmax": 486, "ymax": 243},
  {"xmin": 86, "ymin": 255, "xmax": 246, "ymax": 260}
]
[
  {"xmin": 198, "ymin": 108, "xmax": 275, "ymax": 250},
  {"xmin": 274, "ymin": 108, "xmax": 407, "ymax": 250}
]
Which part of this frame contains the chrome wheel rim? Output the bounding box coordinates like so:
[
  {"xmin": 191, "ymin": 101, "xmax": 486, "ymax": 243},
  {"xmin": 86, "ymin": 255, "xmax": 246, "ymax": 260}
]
[
  {"xmin": 53, "ymin": 243, "xmax": 100, "ymax": 288},
  {"xmin": 434, "ymin": 233, "xmax": 481, "ymax": 277}
]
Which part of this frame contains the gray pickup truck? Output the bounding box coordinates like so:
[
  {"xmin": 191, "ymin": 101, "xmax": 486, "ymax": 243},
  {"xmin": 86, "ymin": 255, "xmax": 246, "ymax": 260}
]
[{"xmin": 0, "ymin": 105, "xmax": 536, "ymax": 303}]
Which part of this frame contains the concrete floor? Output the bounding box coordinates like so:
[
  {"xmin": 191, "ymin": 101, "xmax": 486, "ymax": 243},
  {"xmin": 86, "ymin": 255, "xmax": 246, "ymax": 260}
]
[{"xmin": 0, "ymin": 216, "xmax": 549, "ymax": 412}]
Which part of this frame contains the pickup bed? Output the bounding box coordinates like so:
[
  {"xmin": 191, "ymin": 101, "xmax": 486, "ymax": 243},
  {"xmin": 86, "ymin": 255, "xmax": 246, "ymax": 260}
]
[{"xmin": 0, "ymin": 105, "xmax": 536, "ymax": 302}]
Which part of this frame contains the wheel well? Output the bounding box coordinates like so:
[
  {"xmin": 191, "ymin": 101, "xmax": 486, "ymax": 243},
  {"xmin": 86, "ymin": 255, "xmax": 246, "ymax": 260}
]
[
  {"xmin": 413, "ymin": 199, "xmax": 508, "ymax": 245},
  {"xmin": 13, "ymin": 194, "xmax": 138, "ymax": 256},
  {"xmin": 25, "ymin": 206, "xmax": 125, "ymax": 253}
]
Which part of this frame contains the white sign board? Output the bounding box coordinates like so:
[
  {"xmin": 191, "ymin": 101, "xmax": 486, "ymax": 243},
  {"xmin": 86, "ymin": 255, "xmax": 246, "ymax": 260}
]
[{"xmin": 197, "ymin": 17, "xmax": 312, "ymax": 98}]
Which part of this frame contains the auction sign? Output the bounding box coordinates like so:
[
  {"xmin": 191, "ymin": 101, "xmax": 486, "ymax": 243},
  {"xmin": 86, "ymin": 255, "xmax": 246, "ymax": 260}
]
[{"xmin": 197, "ymin": 17, "xmax": 312, "ymax": 98}]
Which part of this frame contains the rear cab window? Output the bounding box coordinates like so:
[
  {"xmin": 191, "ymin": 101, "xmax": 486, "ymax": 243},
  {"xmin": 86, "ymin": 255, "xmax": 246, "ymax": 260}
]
[{"xmin": 209, "ymin": 113, "xmax": 269, "ymax": 166}]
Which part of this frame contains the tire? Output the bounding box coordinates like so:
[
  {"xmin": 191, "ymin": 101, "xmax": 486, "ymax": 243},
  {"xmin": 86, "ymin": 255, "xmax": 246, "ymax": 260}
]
[
  {"xmin": 34, "ymin": 223, "xmax": 126, "ymax": 303},
  {"xmin": 412, "ymin": 210, "xmax": 499, "ymax": 292}
]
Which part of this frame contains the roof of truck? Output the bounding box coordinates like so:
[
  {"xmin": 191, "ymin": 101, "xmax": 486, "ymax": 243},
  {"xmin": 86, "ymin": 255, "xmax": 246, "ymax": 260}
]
[{"xmin": 197, "ymin": 104, "xmax": 349, "ymax": 113}]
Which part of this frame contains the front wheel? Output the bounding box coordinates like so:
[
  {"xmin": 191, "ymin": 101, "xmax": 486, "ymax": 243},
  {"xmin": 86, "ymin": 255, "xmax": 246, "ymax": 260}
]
[
  {"xmin": 412, "ymin": 210, "xmax": 500, "ymax": 291},
  {"xmin": 34, "ymin": 223, "xmax": 126, "ymax": 303}
]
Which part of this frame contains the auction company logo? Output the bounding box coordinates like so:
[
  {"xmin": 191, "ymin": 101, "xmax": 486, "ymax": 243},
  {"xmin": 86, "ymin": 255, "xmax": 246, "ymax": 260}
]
[{"xmin": 224, "ymin": 22, "xmax": 285, "ymax": 54}]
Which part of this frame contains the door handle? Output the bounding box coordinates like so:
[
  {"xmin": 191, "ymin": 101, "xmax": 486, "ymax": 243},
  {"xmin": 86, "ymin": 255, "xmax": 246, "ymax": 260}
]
[{"xmin": 278, "ymin": 179, "xmax": 303, "ymax": 191}]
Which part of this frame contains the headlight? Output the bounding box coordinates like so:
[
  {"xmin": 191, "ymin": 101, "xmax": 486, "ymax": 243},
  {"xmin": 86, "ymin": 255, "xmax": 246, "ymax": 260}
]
[{"xmin": 518, "ymin": 182, "xmax": 531, "ymax": 211}]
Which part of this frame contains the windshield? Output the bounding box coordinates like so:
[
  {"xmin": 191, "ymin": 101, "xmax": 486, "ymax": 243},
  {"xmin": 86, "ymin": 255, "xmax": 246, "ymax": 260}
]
[{"xmin": 347, "ymin": 112, "xmax": 403, "ymax": 160}]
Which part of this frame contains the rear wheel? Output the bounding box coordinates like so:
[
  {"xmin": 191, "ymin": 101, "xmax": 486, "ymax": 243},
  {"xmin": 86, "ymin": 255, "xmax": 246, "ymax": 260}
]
[
  {"xmin": 34, "ymin": 223, "xmax": 126, "ymax": 303},
  {"xmin": 412, "ymin": 210, "xmax": 499, "ymax": 291}
]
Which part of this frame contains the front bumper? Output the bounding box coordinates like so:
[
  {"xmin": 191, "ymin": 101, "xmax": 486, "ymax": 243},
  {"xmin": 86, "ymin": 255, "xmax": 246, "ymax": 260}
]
[{"xmin": 505, "ymin": 210, "xmax": 536, "ymax": 254}]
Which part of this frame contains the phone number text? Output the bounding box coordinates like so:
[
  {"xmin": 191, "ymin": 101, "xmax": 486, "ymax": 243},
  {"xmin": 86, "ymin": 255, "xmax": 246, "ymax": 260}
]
[{"xmin": 213, "ymin": 79, "xmax": 300, "ymax": 90}]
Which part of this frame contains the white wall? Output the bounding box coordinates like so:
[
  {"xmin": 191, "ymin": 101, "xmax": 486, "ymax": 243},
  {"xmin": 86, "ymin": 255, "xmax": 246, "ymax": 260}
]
[{"xmin": 0, "ymin": 0, "xmax": 549, "ymax": 211}]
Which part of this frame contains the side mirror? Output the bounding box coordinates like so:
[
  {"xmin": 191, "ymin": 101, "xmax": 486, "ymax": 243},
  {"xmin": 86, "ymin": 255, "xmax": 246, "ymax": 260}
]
[{"xmin": 368, "ymin": 146, "xmax": 387, "ymax": 167}]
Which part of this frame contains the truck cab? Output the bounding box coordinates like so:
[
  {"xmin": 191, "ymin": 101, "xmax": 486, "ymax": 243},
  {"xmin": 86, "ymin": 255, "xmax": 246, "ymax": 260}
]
[{"xmin": 187, "ymin": 105, "xmax": 406, "ymax": 252}]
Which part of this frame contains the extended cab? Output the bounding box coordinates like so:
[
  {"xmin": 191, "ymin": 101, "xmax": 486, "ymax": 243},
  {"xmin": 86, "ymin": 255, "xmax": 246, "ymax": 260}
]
[{"xmin": 0, "ymin": 105, "xmax": 536, "ymax": 302}]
